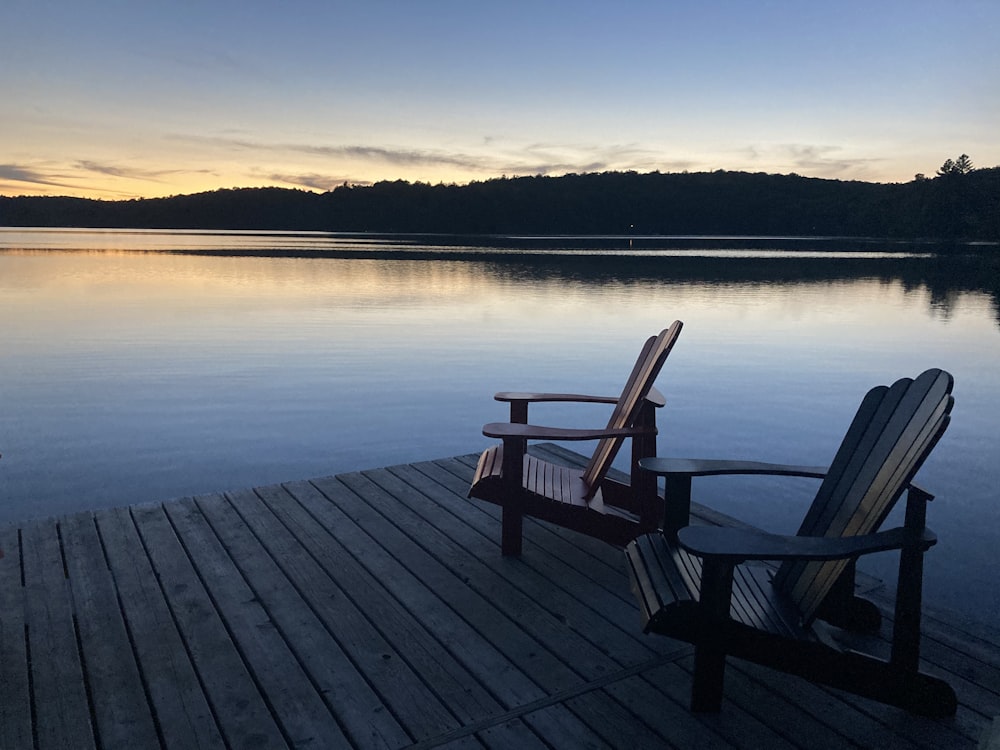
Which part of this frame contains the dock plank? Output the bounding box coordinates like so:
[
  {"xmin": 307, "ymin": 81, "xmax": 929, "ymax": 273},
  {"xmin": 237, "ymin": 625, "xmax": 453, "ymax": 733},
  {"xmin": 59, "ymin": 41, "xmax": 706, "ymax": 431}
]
[
  {"xmin": 59, "ymin": 512, "xmax": 160, "ymax": 750},
  {"xmin": 215, "ymin": 486, "xmax": 434, "ymax": 747},
  {"xmin": 162, "ymin": 496, "xmax": 349, "ymax": 749},
  {"xmin": 361, "ymin": 464, "xmax": 661, "ymax": 668},
  {"xmin": 296, "ymin": 475, "xmax": 553, "ymax": 706},
  {"xmin": 292, "ymin": 475, "xmax": 611, "ymax": 748},
  {"xmin": 255, "ymin": 481, "xmax": 508, "ymax": 729},
  {"xmin": 0, "ymin": 524, "xmax": 32, "ymax": 750},
  {"xmin": 97, "ymin": 505, "xmax": 226, "ymax": 749},
  {"xmin": 388, "ymin": 460, "xmax": 666, "ymax": 645},
  {"xmin": 130, "ymin": 502, "xmax": 288, "ymax": 749},
  {"xmin": 21, "ymin": 518, "xmax": 96, "ymax": 750},
  {"xmin": 335, "ymin": 469, "xmax": 607, "ymax": 689},
  {"xmin": 420, "ymin": 456, "xmax": 634, "ymax": 596},
  {"xmin": 601, "ymin": 672, "xmax": 737, "ymax": 750}
]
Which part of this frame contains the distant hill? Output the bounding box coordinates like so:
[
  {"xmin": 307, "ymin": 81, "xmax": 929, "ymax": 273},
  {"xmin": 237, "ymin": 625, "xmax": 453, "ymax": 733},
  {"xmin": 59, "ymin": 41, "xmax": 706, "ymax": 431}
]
[{"xmin": 2, "ymin": 169, "xmax": 998, "ymax": 241}]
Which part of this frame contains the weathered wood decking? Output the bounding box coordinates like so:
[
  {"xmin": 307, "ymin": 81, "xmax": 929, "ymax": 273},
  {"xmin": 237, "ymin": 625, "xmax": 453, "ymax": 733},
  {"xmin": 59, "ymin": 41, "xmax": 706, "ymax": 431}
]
[{"xmin": 1, "ymin": 444, "xmax": 998, "ymax": 749}]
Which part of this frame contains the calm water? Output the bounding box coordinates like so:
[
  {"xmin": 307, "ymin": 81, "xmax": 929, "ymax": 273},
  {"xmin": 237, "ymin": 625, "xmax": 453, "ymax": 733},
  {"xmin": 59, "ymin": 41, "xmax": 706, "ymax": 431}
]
[{"xmin": 1, "ymin": 228, "xmax": 998, "ymax": 624}]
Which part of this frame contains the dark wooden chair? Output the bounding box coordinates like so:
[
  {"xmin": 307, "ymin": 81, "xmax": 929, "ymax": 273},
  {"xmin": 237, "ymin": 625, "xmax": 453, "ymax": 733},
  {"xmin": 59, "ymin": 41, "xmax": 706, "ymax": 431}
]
[
  {"xmin": 469, "ymin": 322, "xmax": 683, "ymax": 556},
  {"xmin": 625, "ymin": 368, "xmax": 957, "ymax": 716}
]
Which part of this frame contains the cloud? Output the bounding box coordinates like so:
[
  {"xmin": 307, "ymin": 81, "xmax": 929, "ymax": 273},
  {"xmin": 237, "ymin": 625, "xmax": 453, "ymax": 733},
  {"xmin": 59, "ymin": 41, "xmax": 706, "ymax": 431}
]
[
  {"xmin": 0, "ymin": 163, "xmax": 70, "ymax": 188},
  {"xmin": 265, "ymin": 172, "xmax": 372, "ymax": 191},
  {"xmin": 742, "ymin": 143, "xmax": 881, "ymax": 177},
  {"xmin": 76, "ymin": 160, "xmax": 215, "ymax": 182},
  {"xmin": 0, "ymin": 161, "xmax": 202, "ymax": 198},
  {"xmin": 167, "ymin": 133, "xmax": 672, "ymax": 179},
  {"xmin": 782, "ymin": 144, "xmax": 868, "ymax": 174},
  {"xmin": 325, "ymin": 145, "xmax": 487, "ymax": 169},
  {"xmin": 497, "ymin": 142, "xmax": 674, "ymax": 177},
  {"xmin": 76, "ymin": 160, "xmax": 156, "ymax": 179},
  {"xmin": 168, "ymin": 134, "xmax": 489, "ymax": 170}
]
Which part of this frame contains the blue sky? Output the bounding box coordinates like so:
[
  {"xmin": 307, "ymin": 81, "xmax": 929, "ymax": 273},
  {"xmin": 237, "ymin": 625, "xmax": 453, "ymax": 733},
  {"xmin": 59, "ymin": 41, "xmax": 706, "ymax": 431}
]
[{"xmin": 2, "ymin": 0, "xmax": 997, "ymax": 198}]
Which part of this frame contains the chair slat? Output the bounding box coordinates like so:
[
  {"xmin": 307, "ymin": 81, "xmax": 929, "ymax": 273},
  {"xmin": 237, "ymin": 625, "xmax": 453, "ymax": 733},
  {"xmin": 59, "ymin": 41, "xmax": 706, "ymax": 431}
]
[
  {"xmin": 582, "ymin": 321, "xmax": 682, "ymax": 495},
  {"xmin": 775, "ymin": 369, "xmax": 954, "ymax": 624}
]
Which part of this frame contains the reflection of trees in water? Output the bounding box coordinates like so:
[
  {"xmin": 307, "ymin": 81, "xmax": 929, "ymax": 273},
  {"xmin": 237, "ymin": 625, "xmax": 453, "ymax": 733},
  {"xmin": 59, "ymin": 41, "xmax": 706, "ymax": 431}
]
[
  {"xmin": 926, "ymin": 290, "xmax": 962, "ymax": 323},
  {"xmin": 489, "ymin": 252, "xmax": 1000, "ymax": 329},
  {"xmin": 173, "ymin": 241, "xmax": 1000, "ymax": 329},
  {"xmin": 915, "ymin": 255, "xmax": 1000, "ymax": 326}
]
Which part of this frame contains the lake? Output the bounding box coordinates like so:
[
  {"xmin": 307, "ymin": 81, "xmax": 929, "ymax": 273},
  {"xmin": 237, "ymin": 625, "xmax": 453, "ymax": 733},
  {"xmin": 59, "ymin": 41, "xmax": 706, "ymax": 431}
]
[{"xmin": 1, "ymin": 228, "xmax": 998, "ymax": 624}]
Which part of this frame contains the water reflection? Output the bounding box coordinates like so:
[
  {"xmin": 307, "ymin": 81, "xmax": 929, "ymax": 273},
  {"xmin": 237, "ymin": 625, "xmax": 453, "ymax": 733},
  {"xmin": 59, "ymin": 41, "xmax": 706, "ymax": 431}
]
[
  {"xmin": 6, "ymin": 228, "xmax": 996, "ymax": 326},
  {"xmin": 469, "ymin": 253, "xmax": 1000, "ymax": 328}
]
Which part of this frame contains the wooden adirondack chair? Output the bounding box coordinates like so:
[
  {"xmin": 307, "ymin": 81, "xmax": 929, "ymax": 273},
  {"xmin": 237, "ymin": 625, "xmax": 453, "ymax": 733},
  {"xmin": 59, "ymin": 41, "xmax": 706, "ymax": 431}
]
[
  {"xmin": 469, "ymin": 322, "xmax": 683, "ymax": 556},
  {"xmin": 625, "ymin": 368, "xmax": 957, "ymax": 716}
]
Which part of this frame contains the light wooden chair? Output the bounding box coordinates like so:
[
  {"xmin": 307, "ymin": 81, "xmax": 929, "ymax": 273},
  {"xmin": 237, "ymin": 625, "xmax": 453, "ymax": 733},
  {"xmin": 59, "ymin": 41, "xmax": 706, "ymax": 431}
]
[{"xmin": 470, "ymin": 322, "xmax": 683, "ymax": 555}]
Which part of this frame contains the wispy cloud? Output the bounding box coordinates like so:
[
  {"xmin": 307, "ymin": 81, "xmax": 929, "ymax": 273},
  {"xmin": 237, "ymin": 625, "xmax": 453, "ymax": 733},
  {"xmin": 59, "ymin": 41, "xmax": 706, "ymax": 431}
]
[
  {"xmin": 0, "ymin": 163, "xmax": 72, "ymax": 188},
  {"xmin": 76, "ymin": 160, "xmax": 157, "ymax": 179},
  {"xmin": 76, "ymin": 160, "xmax": 215, "ymax": 182},
  {"xmin": 783, "ymin": 144, "xmax": 874, "ymax": 174},
  {"xmin": 0, "ymin": 162, "xmax": 193, "ymax": 198},
  {"xmin": 168, "ymin": 133, "xmax": 672, "ymax": 179},
  {"xmin": 168, "ymin": 134, "xmax": 489, "ymax": 170},
  {"xmin": 507, "ymin": 142, "xmax": 669, "ymax": 176},
  {"xmin": 265, "ymin": 172, "xmax": 372, "ymax": 191},
  {"xmin": 742, "ymin": 143, "xmax": 880, "ymax": 177}
]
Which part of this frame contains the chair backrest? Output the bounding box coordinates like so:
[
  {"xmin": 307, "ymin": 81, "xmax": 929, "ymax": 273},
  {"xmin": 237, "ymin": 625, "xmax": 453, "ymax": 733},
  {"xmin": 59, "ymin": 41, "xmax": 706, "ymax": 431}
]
[
  {"xmin": 773, "ymin": 368, "xmax": 954, "ymax": 625},
  {"xmin": 581, "ymin": 321, "xmax": 683, "ymax": 498}
]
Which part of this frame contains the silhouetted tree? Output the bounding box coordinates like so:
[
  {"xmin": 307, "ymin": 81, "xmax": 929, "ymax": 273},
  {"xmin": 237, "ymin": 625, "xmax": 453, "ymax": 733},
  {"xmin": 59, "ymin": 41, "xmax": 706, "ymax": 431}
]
[{"xmin": 938, "ymin": 154, "xmax": 974, "ymax": 176}]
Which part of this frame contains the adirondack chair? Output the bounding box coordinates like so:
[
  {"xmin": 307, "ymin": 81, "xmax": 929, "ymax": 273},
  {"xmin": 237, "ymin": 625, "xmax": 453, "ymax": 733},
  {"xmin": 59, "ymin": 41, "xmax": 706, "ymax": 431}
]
[
  {"xmin": 469, "ymin": 322, "xmax": 683, "ymax": 556},
  {"xmin": 625, "ymin": 368, "xmax": 957, "ymax": 716}
]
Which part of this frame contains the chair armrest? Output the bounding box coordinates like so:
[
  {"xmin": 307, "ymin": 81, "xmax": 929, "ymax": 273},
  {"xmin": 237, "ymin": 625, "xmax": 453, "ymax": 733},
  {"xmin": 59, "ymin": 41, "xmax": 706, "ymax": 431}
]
[
  {"xmin": 677, "ymin": 525, "xmax": 937, "ymax": 562},
  {"xmin": 495, "ymin": 391, "xmax": 619, "ymax": 404},
  {"xmin": 495, "ymin": 385, "xmax": 666, "ymax": 408},
  {"xmin": 639, "ymin": 457, "xmax": 828, "ymax": 479},
  {"xmin": 483, "ymin": 422, "xmax": 656, "ymax": 441},
  {"xmin": 638, "ymin": 458, "xmax": 932, "ymax": 500}
]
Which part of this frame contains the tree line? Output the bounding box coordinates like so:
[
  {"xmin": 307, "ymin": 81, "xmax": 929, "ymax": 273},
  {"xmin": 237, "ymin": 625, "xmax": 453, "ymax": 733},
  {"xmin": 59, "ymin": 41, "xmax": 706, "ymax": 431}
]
[{"xmin": 2, "ymin": 164, "xmax": 998, "ymax": 241}]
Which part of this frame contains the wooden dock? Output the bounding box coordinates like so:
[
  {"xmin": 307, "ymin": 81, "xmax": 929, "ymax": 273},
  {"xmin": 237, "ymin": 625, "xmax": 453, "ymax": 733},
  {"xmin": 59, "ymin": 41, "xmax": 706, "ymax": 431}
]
[{"xmin": 1, "ymin": 445, "xmax": 998, "ymax": 749}]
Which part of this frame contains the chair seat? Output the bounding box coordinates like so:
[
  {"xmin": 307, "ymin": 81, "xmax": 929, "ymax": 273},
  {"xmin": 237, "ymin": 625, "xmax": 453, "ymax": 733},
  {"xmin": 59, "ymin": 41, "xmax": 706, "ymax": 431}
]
[
  {"xmin": 627, "ymin": 533, "xmax": 812, "ymax": 643},
  {"xmin": 472, "ymin": 444, "xmax": 602, "ymax": 511},
  {"xmin": 471, "ymin": 444, "xmax": 651, "ymax": 546}
]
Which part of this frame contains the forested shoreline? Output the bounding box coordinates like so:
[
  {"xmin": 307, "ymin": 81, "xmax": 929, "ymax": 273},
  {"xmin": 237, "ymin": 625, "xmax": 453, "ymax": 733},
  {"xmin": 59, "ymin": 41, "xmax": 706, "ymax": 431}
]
[{"xmin": 2, "ymin": 168, "xmax": 998, "ymax": 241}]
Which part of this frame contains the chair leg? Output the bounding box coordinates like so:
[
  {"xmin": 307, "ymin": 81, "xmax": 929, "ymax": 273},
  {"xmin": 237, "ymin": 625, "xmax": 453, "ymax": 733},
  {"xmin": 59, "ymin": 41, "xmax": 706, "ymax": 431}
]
[
  {"xmin": 690, "ymin": 557, "xmax": 734, "ymax": 712},
  {"xmin": 499, "ymin": 437, "xmax": 526, "ymax": 556},
  {"xmin": 691, "ymin": 643, "xmax": 726, "ymax": 712},
  {"xmin": 663, "ymin": 474, "xmax": 692, "ymax": 535},
  {"xmin": 892, "ymin": 487, "xmax": 930, "ymax": 672},
  {"xmin": 501, "ymin": 504, "xmax": 523, "ymax": 556}
]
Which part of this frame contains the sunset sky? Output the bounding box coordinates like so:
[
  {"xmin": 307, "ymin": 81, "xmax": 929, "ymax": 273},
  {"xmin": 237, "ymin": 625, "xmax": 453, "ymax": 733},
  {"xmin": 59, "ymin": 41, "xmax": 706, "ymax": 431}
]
[{"xmin": 2, "ymin": 0, "xmax": 998, "ymax": 199}]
